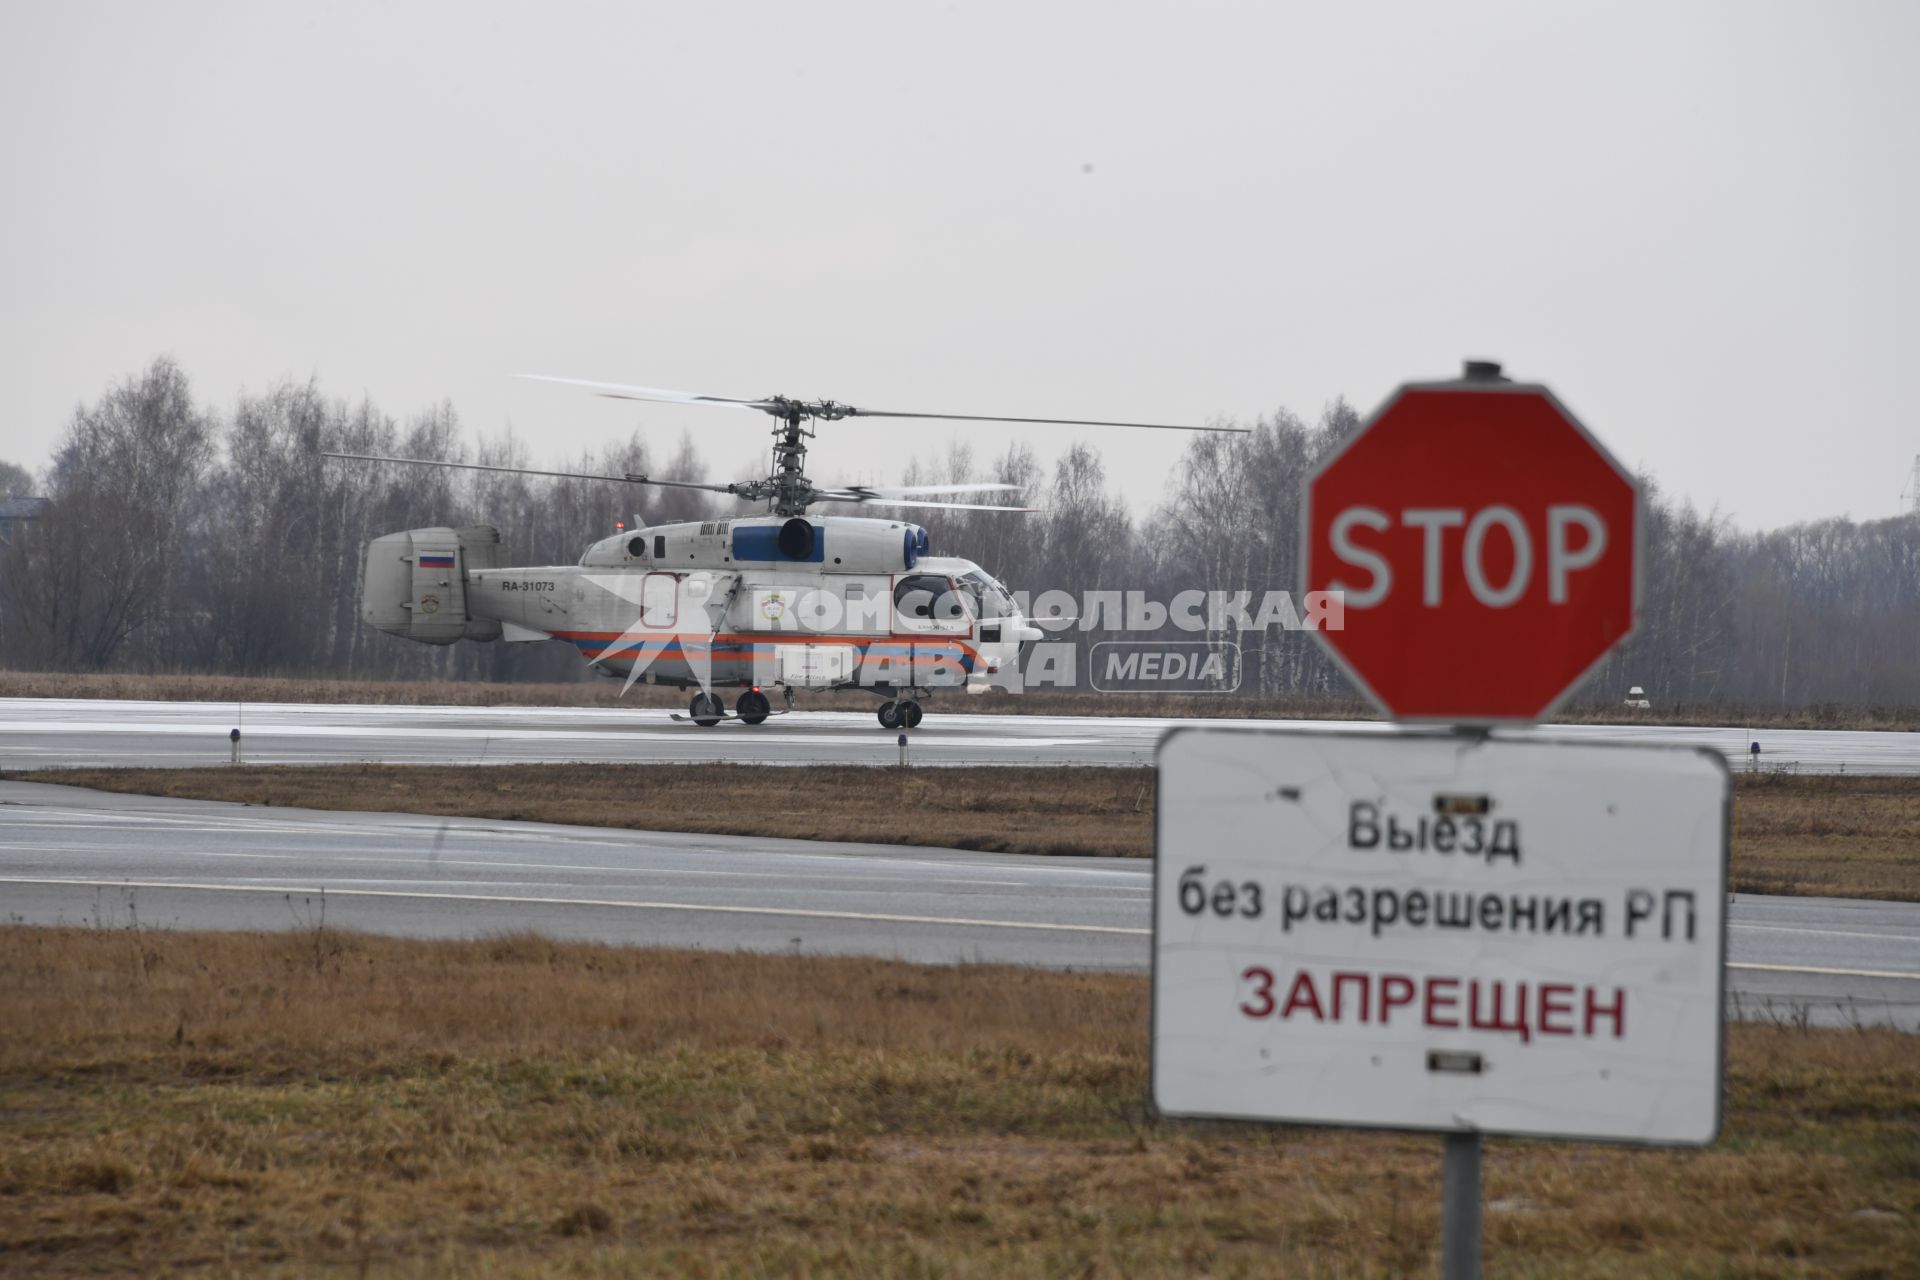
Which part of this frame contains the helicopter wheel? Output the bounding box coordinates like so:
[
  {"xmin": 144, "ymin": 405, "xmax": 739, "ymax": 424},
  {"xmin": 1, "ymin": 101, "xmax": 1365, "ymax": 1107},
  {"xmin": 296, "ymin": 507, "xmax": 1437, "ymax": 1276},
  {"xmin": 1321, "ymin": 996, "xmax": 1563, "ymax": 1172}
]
[
  {"xmin": 689, "ymin": 692, "xmax": 725, "ymax": 727},
  {"xmin": 876, "ymin": 701, "xmax": 901, "ymax": 730},
  {"xmin": 899, "ymin": 700, "xmax": 923, "ymax": 729},
  {"xmin": 736, "ymin": 690, "xmax": 771, "ymax": 725}
]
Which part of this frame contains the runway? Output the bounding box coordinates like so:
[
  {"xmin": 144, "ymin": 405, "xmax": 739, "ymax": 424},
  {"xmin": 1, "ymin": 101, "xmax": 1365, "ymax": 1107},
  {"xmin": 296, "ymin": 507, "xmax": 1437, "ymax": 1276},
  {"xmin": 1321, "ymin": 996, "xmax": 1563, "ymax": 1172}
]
[
  {"xmin": 4, "ymin": 697, "xmax": 1920, "ymax": 772},
  {"xmin": 2, "ymin": 781, "xmax": 1914, "ymax": 1028}
]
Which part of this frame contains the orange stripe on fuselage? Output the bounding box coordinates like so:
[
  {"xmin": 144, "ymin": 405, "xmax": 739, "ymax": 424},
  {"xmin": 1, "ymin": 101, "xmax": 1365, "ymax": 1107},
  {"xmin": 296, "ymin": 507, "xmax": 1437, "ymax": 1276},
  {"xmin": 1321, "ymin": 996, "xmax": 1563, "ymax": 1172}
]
[{"xmin": 552, "ymin": 630, "xmax": 980, "ymax": 661}]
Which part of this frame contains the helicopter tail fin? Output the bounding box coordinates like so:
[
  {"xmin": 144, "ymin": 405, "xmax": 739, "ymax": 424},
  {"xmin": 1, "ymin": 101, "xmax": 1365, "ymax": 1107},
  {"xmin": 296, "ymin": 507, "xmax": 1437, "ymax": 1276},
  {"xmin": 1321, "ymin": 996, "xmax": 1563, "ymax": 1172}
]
[{"xmin": 362, "ymin": 525, "xmax": 504, "ymax": 645}]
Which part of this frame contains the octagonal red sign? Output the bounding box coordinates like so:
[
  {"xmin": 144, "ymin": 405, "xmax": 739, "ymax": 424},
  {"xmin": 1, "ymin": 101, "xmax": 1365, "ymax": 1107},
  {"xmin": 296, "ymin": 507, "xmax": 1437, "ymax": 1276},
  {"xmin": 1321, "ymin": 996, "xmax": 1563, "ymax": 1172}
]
[{"xmin": 1303, "ymin": 377, "xmax": 1641, "ymax": 723}]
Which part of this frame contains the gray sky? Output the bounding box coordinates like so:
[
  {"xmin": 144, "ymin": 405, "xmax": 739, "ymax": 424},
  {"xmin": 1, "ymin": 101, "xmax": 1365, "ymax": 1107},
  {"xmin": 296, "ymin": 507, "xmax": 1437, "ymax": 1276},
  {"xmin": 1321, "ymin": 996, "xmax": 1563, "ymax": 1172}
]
[{"xmin": 4, "ymin": 1, "xmax": 1917, "ymax": 528}]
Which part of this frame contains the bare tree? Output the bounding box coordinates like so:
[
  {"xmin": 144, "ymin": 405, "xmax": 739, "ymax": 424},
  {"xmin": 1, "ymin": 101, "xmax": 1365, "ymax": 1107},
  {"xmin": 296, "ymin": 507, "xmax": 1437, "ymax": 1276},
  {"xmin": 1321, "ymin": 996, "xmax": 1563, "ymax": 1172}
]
[
  {"xmin": 0, "ymin": 460, "xmax": 32, "ymax": 499},
  {"xmin": 1, "ymin": 358, "xmax": 214, "ymax": 670}
]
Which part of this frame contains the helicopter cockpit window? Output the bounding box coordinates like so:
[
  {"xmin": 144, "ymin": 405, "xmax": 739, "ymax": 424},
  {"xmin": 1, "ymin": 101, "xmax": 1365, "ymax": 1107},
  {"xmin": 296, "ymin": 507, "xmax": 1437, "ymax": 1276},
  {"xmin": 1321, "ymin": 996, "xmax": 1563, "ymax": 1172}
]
[
  {"xmin": 958, "ymin": 569, "xmax": 1013, "ymax": 619},
  {"xmin": 894, "ymin": 574, "xmax": 966, "ymax": 622}
]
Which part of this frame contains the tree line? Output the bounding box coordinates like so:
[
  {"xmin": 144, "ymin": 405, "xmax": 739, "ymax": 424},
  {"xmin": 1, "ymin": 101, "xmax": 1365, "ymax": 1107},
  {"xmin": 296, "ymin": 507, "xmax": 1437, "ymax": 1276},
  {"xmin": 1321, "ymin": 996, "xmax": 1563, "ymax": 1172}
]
[{"xmin": 2, "ymin": 357, "xmax": 1916, "ymax": 710}]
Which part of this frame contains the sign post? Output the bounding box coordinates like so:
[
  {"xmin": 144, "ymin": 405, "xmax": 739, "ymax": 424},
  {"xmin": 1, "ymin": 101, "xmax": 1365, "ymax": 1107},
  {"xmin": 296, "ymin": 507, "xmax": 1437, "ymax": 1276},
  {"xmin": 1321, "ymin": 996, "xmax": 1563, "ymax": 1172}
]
[
  {"xmin": 1442, "ymin": 1132, "xmax": 1480, "ymax": 1279},
  {"xmin": 1152, "ymin": 362, "xmax": 1722, "ymax": 1277}
]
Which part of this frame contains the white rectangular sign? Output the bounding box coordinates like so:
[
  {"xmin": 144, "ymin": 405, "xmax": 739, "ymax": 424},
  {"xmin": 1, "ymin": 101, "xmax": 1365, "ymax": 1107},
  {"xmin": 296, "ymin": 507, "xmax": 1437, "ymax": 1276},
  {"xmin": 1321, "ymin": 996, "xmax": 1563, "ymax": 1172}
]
[{"xmin": 1152, "ymin": 728, "xmax": 1729, "ymax": 1145}]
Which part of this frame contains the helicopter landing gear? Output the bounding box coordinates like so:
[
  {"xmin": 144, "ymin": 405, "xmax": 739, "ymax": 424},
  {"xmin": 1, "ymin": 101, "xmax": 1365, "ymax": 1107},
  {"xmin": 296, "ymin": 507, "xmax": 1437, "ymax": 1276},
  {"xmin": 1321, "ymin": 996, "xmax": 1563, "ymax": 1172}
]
[
  {"xmin": 877, "ymin": 699, "xmax": 923, "ymax": 730},
  {"xmin": 671, "ymin": 688, "xmax": 789, "ymax": 727}
]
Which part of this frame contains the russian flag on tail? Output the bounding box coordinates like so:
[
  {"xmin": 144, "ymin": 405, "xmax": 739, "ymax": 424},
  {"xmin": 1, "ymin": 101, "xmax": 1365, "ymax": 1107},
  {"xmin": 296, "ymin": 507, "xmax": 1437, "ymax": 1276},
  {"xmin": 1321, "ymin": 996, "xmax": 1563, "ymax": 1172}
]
[{"xmin": 419, "ymin": 553, "xmax": 455, "ymax": 569}]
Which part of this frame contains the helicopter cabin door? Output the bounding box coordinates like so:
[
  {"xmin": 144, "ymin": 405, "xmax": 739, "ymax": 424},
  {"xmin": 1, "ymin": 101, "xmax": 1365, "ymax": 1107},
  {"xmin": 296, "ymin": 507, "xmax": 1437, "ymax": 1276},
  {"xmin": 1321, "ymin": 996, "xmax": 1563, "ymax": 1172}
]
[
  {"xmin": 890, "ymin": 572, "xmax": 972, "ymax": 689},
  {"xmin": 639, "ymin": 573, "xmax": 676, "ymax": 628}
]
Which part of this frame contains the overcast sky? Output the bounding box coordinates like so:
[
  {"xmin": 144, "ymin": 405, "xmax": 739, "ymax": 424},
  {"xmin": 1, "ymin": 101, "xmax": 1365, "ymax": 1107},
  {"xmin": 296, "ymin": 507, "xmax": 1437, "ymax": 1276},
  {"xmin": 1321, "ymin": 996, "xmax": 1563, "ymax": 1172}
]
[{"xmin": 3, "ymin": 1, "xmax": 1916, "ymax": 528}]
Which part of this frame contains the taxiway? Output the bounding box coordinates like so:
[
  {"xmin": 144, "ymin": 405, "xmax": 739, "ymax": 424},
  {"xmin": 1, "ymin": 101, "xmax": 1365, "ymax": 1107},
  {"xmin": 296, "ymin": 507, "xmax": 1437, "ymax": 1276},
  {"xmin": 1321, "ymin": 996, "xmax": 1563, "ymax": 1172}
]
[
  {"xmin": 2, "ymin": 780, "xmax": 1914, "ymax": 1028},
  {"xmin": 3, "ymin": 697, "xmax": 1919, "ymax": 772}
]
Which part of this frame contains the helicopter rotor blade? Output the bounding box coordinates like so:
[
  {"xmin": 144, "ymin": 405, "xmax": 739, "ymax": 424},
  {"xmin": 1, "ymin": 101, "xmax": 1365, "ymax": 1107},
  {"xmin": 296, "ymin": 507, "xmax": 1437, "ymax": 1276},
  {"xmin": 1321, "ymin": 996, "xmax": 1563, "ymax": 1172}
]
[
  {"xmin": 516, "ymin": 375, "xmax": 776, "ymax": 412},
  {"xmin": 871, "ymin": 482, "xmax": 1022, "ymax": 496},
  {"xmin": 815, "ymin": 482, "xmax": 1022, "ymax": 501},
  {"xmin": 322, "ymin": 451, "xmax": 634, "ymax": 485},
  {"xmin": 633, "ymin": 475, "xmax": 752, "ymax": 496},
  {"xmin": 823, "ymin": 497, "xmax": 1039, "ymax": 513},
  {"xmin": 320, "ymin": 452, "xmax": 748, "ymax": 497},
  {"xmin": 522, "ymin": 374, "xmax": 1243, "ymax": 432},
  {"xmin": 846, "ymin": 408, "xmax": 1247, "ymax": 433}
]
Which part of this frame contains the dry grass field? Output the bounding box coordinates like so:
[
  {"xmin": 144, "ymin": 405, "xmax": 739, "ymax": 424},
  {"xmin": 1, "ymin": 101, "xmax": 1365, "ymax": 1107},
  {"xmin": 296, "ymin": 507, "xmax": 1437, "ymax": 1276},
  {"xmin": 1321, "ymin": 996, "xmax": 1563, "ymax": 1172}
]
[
  {"xmin": 1733, "ymin": 773, "xmax": 1920, "ymax": 901},
  {"xmin": 1, "ymin": 927, "xmax": 1914, "ymax": 1278},
  {"xmin": 7, "ymin": 669, "xmax": 1918, "ymax": 730},
  {"xmin": 20, "ymin": 764, "xmax": 1920, "ymax": 901},
  {"xmin": 15, "ymin": 763, "xmax": 1149, "ymax": 859}
]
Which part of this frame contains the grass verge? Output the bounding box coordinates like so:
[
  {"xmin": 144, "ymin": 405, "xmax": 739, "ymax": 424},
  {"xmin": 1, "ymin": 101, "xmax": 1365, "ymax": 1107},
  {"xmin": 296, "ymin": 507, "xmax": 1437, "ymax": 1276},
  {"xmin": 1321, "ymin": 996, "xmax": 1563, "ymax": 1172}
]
[
  {"xmin": 1734, "ymin": 772, "xmax": 1920, "ymax": 900},
  {"xmin": 12, "ymin": 763, "xmax": 1151, "ymax": 859},
  {"xmin": 6, "ymin": 669, "xmax": 1919, "ymax": 730},
  {"xmin": 15, "ymin": 765, "xmax": 1920, "ymax": 901},
  {"xmin": 1, "ymin": 927, "xmax": 1914, "ymax": 1278}
]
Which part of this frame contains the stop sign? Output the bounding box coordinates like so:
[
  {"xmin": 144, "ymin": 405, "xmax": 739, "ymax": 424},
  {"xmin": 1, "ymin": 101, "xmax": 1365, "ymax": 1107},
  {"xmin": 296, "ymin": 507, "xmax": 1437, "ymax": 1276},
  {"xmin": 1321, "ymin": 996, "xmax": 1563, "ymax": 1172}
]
[{"xmin": 1304, "ymin": 371, "xmax": 1640, "ymax": 723}]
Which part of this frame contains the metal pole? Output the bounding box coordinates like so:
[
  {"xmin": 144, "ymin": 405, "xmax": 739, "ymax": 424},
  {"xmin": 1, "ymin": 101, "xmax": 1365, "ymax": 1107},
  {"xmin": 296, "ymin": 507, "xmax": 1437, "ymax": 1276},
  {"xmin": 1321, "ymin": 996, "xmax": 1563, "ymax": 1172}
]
[{"xmin": 1442, "ymin": 1131, "xmax": 1482, "ymax": 1279}]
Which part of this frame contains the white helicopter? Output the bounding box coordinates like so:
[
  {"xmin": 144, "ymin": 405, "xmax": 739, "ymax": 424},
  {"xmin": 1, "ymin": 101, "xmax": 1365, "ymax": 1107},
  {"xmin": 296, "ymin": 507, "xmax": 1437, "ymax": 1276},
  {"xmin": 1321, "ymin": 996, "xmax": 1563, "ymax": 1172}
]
[{"xmin": 328, "ymin": 377, "xmax": 1240, "ymax": 729}]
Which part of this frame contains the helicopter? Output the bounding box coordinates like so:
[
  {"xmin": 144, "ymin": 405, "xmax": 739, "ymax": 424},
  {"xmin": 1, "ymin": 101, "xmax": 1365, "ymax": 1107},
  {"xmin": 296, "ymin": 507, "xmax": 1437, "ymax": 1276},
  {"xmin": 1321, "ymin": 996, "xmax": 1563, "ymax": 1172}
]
[{"xmin": 327, "ymin": 376, "xmax": 1243, "ymax": 729}]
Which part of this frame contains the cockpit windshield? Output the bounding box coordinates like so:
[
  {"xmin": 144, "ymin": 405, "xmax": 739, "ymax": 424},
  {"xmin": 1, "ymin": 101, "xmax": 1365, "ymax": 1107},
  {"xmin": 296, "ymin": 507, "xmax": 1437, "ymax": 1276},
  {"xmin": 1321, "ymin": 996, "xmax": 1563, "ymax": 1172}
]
[{"xmin": 959, "ymin": 569, "xmax": 1015, "ymax": 619}]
